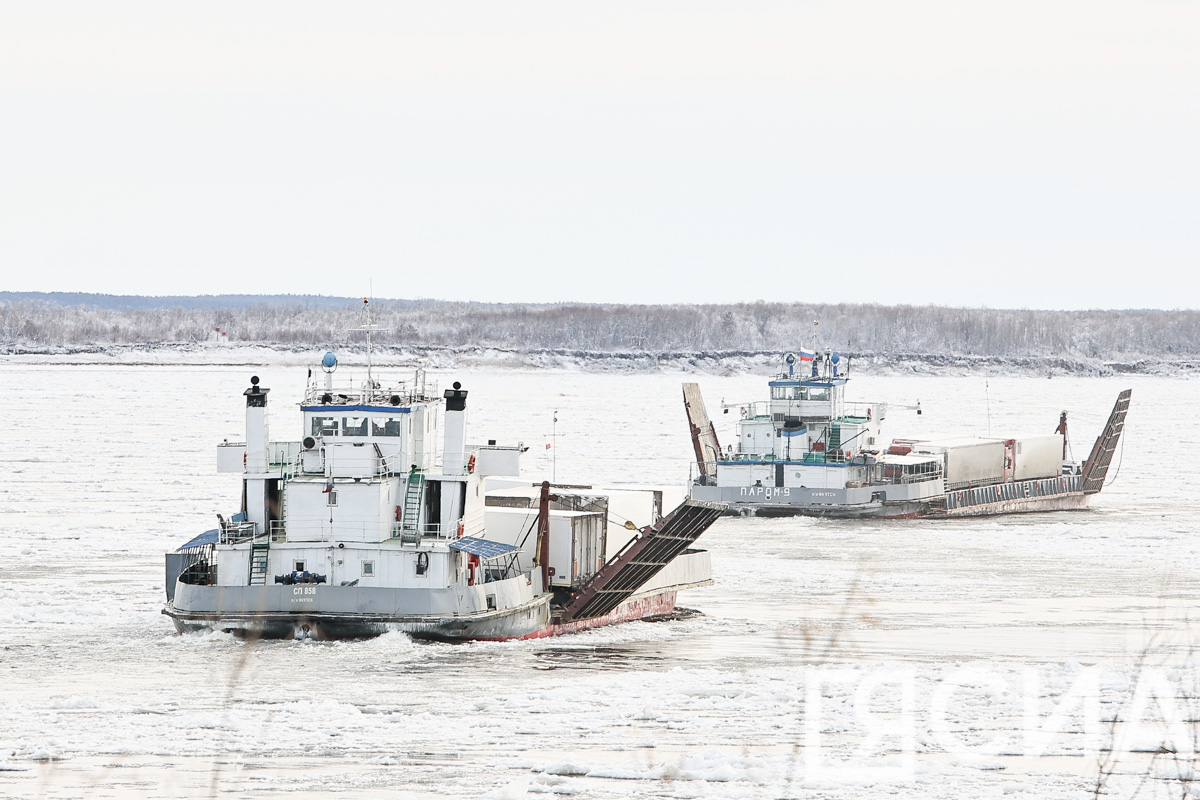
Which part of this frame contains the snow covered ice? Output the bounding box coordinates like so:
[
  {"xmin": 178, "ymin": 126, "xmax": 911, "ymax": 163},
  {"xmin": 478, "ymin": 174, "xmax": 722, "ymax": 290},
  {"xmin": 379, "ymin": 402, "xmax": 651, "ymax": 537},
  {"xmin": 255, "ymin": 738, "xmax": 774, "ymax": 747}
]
[{"xmin": 1, "ymin": 359, "xmax": 1197, "ymax": 799}]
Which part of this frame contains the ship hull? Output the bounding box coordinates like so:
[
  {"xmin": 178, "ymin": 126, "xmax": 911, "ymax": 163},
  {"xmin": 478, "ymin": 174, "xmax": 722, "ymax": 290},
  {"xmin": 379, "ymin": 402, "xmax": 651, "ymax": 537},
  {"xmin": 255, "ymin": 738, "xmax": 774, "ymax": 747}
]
[
  {"xmin": 701, "ymin": 490, "xmax": 1090, "ymax": 519},
  {"xmin": 692, "ymin": 473, "xmax": 1092, "ymax": 520},
  {"xmin": 164, "ymin": 588, "xmax": 683, "ymax": 642}
]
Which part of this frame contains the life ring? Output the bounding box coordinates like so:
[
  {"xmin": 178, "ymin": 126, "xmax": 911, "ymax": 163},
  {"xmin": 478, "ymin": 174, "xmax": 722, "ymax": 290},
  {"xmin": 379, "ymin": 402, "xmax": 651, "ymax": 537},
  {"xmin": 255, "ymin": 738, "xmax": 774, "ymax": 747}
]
[
  {"xmin": 243, "ymin": 452, "xmax": 247, "ymax": 468},
  {"xmin": 466, "ymin": 553, "xmax": 480, "ymax": 586},
  {"xmin": 467, "ymin": 454, "xmax": 476, "ymax": 474},
  {"xmin": 457, "ymin": 521, "xmax": 464, "ymax": 538}
]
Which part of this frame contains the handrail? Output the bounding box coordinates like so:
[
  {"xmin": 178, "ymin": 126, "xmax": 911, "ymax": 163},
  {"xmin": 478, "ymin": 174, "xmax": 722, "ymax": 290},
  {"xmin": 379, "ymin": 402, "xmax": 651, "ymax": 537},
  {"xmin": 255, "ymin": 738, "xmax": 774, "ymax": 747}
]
[
  {"xmin": 218, "ymin": 520, "xmax": 258, "ymax": 545},
  {"xmin": 390, "ymin": 521, "xmax": 452, "ymax": 543}
]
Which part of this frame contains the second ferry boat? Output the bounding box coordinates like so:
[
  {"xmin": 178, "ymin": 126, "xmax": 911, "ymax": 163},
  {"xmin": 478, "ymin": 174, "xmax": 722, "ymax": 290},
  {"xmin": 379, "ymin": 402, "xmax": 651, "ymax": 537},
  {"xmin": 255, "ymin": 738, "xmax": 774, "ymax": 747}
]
[{"xmin": 684, "ymin": 350, "xmax": 1130, "ymax": 518}]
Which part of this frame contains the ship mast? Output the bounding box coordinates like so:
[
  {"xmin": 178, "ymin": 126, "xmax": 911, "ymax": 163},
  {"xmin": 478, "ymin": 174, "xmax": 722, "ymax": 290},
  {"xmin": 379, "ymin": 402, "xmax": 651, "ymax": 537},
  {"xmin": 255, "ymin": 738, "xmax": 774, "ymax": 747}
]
[{"xmin": 348, "ymin": 297, "xmax": 389, "ymax": 398}]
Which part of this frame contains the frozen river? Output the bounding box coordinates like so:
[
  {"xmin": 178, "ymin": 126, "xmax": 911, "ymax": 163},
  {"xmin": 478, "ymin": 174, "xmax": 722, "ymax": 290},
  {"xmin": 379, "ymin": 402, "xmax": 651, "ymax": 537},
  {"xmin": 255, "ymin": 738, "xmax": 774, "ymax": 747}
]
[{"xmin": 1, "ymin": 360, "xmax": 1198, "ymax": 799}]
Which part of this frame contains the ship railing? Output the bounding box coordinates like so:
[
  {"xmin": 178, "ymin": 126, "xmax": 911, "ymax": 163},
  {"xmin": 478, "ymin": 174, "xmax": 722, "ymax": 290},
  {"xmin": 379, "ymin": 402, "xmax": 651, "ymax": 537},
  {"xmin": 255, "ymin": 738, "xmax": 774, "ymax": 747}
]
[
  {"xmin": 702, "ymin": 451, "xmax": 852, "ymax": 466},
  {"xmin": 945, "ymin": 474, "xmax": 1082, "ymax": 510},
  {"xmin": 269, "ymin": 520, "xmax": 287, "ymax": 543},
  {"xmin": 689, "ymin": 461, "xmax": 719, "ymax": 486},
  {"xmin": 269, "ymin": 441, "xmax": 301, "ymax": 469},
  {"xmin": 219, "ymin": 520, "xmax": 259, "ymax": 545},
  {"xmin": 300, "ymin": 379, "xmax": 440, "ymax": 407},
  {"xmin": 800, "ymin": 451, "xmax": 849, "ymax": 464},
  {"xmin": 740, "ymin": 401, "xmax": 771, "ymax": 418},
  {"xmin": 177, "ymin": 543, "xmax": 217, "ymax": 586},
  {"xmin": 391, "ymin": 522, "xmax": 451, "ymax": 545},
  {"xmin": 714, "ymin": 453, "xmax": 777, "ymax": 463},
  {"xmin": 283, "ymin": 448, "xmax": 405, "ymax": 480},
  {"xmin": 875, "ymin": 463, "xmax": 944, "ymax": 485}
]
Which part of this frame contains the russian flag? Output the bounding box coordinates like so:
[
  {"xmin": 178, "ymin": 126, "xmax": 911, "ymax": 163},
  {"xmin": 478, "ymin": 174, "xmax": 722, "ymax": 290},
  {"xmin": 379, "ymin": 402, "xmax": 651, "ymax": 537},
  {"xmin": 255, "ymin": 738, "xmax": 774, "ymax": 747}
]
[{"xmin": 798, "ymin": 348, "xmax": 816, "ymax": 362}]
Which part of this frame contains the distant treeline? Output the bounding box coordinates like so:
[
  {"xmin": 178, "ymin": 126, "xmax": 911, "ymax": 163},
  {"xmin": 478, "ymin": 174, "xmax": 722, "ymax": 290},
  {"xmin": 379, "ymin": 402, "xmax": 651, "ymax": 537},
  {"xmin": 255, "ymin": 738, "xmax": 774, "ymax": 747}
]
[{"xmin": 1, "ymin": 293, "xmax": 1198, "ymax": 359}]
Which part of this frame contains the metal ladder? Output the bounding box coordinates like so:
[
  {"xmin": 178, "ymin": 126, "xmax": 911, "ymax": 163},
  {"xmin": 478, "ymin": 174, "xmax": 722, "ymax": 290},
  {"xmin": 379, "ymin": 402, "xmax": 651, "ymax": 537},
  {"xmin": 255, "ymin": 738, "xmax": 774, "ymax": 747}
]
[
  {"xmin": 399, "ymin": 472, "xmax": 424, "ymax": 544},
  {"xmin": 249, "ymin": 539, "xmax": 270, "ymax": 585}
]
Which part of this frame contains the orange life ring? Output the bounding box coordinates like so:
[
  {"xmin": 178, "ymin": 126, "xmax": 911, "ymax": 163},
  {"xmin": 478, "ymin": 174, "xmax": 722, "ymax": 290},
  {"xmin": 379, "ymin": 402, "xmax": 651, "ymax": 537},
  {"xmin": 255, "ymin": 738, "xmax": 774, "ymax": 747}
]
[{"xmin": 467, "ymin": 454, "xmax": 476, "ymax": 474}]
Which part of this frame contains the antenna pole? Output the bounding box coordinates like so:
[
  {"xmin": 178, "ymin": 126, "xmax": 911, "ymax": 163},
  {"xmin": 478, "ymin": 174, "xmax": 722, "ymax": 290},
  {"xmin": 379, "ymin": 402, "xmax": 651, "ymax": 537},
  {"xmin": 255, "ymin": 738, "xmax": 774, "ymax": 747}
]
[
  {"xmin": 985, "ymin": 381, "xmax": 992, "ymax": 437},
  {"xmin": 364, "ymin": 298, "xmax": 373, "ymax": 389}
]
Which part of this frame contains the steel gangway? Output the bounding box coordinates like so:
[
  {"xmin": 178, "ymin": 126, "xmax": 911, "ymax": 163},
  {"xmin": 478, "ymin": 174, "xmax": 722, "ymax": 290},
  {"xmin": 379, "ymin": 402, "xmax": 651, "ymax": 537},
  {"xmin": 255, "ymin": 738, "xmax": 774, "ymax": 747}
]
[{"xmin": 557, "ymin": 499, "xmax": 725, "ymax": 622}]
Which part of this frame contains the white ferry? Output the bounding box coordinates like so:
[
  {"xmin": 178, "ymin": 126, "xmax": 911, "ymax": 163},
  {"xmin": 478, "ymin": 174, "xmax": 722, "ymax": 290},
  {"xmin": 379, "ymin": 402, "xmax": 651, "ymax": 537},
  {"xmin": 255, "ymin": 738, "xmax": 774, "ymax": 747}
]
[
  {"xmin": 684, "ymin": 351, "xmax": 1130, "ymax": 518},
  {"xmin": 163, "ymin": 351, "xmax": 721, "ymax": 640}
]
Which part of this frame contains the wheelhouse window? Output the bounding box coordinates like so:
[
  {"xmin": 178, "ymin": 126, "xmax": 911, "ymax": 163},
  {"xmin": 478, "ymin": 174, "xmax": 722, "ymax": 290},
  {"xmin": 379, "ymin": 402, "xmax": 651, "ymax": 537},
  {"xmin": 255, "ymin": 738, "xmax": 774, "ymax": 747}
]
[
  {"xmin": 343, "ymin": 416, "xmax": 368, "ymax": 437},
  {"xmin": 372, "ymin": 417, "xmax": 403, "ymax": 437},
  {"xmin": 802, "ymin": 386, "xmax": 830, "ymax": 402},
  {"xmin": 311, "ymin": 417, "xmax": 338, "ymax": 436}
]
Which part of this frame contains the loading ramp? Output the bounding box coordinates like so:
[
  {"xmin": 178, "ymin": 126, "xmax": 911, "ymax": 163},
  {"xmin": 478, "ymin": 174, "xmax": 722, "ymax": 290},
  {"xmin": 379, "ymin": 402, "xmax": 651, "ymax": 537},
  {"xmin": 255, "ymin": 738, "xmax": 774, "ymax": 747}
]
[
  {"xmin": 558, "ymin": 500, "xmax": 725, "ymax": 622},
  {"xmin": 1079, "ymin": 389, "xmax": 1132, "ymax": 495}
]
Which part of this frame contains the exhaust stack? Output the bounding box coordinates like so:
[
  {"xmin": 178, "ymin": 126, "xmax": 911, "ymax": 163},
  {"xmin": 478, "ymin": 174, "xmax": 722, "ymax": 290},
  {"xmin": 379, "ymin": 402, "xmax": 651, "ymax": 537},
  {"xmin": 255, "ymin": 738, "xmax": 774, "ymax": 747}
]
[
  {"xmin": 443, "ymin": 382, "xmax": 468, "ymax": 475},
  {"xmin": 244, "ymin": 376, "xmax": 270, "ymax": 472},
  {"xmin": 243, "ymin": 376, "xmax": 271, "ymax": 532}
]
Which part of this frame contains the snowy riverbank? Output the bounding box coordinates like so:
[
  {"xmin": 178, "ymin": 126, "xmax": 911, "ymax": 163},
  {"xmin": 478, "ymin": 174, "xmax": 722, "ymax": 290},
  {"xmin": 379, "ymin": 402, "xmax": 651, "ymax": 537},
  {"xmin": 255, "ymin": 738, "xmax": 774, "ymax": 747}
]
[{"xmin": 2, "ymin": 342, "xmax": 1196, "ymax": 377}]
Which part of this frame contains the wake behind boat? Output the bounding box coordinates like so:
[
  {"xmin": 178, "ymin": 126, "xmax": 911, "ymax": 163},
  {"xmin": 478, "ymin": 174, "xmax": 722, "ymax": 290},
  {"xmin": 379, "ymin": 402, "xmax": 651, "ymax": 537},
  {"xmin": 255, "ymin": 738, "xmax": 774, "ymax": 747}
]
[
  {"xmin": 163, "ymin": 337, "xmax": 721, "ymax": 641},
  {"xmin": 684, "ymin": 351, "xmax": 1130, "ymax": 519}
]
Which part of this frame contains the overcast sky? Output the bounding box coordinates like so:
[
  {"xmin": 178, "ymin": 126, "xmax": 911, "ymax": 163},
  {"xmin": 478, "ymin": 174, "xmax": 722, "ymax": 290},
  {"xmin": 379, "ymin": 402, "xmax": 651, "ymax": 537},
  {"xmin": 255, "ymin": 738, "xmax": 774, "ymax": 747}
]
[{"xmin": 1, "ymin": 2, "xmax": 1196, "ymax": 309}]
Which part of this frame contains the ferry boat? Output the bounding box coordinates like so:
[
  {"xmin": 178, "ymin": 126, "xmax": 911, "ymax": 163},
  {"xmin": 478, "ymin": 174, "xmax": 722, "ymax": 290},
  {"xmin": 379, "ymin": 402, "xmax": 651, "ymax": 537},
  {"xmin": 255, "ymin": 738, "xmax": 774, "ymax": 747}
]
[
  {"xmin": 163, "ymin": 350, "xmax": 721, "ymax": 641},
  {"xmin": 684, "ymin": 351, "xmax": 1131, "ymax": 518}
]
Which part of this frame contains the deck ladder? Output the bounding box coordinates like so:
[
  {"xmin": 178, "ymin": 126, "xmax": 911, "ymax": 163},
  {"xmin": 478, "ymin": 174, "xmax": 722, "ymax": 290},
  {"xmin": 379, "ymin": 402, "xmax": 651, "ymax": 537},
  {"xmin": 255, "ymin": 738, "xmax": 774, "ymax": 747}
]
[
  {"xmin": 248, "ymin": 539, "xmax": 270, "ymax": 585},
  {"xmin": 399, "ymin": 472, "xmax": 424, "ymax": 544}
]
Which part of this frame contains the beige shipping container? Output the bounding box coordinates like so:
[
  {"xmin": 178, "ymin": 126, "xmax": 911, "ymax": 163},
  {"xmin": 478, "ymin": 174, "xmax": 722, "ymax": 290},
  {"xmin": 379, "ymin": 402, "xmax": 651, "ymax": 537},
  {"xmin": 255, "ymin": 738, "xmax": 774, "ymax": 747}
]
[{"xmin": 914, "ymin": 438, "xmax": 1006, "ymax": 489}]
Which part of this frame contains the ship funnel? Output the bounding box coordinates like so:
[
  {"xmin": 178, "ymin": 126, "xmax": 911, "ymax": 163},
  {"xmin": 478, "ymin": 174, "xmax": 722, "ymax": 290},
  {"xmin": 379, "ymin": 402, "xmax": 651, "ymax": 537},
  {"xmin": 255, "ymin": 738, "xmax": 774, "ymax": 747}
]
[
  {"xmin": 443, "ymin": 382, "xmax": 468, "ymax": 475},
  {"xmin": 243, "ymin": 376, "xmax": 270, "ymax": 473}
]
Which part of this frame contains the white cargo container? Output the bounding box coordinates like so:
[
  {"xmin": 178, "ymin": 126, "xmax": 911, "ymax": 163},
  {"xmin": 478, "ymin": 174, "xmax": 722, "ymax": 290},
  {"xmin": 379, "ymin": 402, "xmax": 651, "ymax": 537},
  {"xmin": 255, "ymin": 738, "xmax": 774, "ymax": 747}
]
[
  {"xmin": 1012, "ymin": 434, "xmax": 1064, "ymax": 481},
  {"xmin": 548, "ymin": 511, "xmax": 605, "ymax": 588},
  {"xmin": 914, "ymin": 437, "xmax": 1006, "ymax": 489},
  {"xmin": 482, "ymin": 506, "xmax": 606, "ymax": 588}
]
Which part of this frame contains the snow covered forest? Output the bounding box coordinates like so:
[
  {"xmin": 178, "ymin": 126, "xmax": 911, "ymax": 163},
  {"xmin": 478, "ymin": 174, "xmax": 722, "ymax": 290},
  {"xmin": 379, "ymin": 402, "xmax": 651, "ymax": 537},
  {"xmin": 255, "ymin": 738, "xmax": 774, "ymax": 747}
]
[{"xmin": 2, "ymin": 293, "xmax": 1198, "ymax": 370}]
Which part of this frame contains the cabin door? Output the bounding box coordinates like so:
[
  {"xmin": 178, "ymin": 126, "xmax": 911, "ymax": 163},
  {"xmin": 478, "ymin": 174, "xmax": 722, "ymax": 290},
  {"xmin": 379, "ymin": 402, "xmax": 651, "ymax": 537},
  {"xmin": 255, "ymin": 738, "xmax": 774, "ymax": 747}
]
[{"xmin": 775, "ymin": 463, "xmax": 784, "ymax": 488}]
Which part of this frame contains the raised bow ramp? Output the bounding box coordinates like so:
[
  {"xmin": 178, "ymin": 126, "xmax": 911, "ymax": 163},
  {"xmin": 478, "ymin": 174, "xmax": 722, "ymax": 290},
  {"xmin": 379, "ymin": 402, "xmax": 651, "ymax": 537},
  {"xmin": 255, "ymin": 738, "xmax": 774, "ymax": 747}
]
[
  {"xmin": 1079, "ymin": 388, "xmax": 1132, "ymax": 495},
  {"xmin": 683, "ymin": 383, "xmax": 721, "ymax": 481},
  {"xmin": 558, "ymin": 500, "xmax": 725, "ymax": 622}
]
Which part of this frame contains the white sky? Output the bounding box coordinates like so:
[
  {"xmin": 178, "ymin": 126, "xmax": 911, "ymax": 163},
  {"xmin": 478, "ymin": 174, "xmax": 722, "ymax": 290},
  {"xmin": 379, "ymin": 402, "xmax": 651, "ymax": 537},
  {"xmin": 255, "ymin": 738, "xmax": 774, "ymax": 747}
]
[{"xmin": 1, "ymin": 2, "xmax": 1196, "ymax": 309}]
